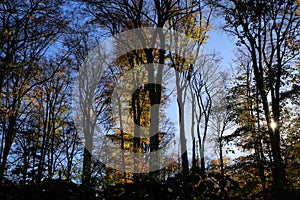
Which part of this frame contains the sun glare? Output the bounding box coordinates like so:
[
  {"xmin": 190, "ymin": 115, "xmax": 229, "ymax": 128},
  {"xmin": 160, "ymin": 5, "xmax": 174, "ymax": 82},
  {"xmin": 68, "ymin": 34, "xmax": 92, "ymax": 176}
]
[{"xmin": 270, "ymin": 120, "xmax": 277, "ymax": 131}]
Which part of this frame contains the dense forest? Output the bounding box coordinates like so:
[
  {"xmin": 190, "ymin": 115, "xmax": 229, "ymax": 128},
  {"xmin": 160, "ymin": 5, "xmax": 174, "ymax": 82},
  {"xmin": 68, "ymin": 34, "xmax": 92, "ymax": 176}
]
[{"xmin": 0, "ymin": 0, "xmax": 299, "ymax": 199}]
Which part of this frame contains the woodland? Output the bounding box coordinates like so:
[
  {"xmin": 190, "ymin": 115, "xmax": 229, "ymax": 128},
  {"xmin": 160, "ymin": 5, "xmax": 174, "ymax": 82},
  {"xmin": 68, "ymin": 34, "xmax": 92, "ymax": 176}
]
[{"xmin": 0, "ymin": 0, "xmax": 300, "ymax": 199}]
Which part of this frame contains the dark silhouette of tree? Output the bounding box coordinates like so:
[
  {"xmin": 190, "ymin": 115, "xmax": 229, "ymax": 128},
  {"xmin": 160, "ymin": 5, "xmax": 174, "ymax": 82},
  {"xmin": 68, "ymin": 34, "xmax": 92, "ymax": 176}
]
[
  {"xmin": 211, "ymin": 0, "xmax": 300, "ymax": 196},
  {"xmin": 0, "ymin": 0, "xmax": 67, "ymax": 185}
]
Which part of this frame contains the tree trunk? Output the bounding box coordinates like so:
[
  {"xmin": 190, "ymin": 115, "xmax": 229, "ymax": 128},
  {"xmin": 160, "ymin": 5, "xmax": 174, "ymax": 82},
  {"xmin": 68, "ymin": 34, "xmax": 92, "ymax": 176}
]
[
  {"xmin": 144, "ymin": 47, "xmax": 163, "ymax": 175},
  {"xmin": 219, "ymin": 139, "xmax": 224, "ymax": 175},
  {"xmin": 82, "ymin": 148, "xmax": 92, "ymax": 186},
  {"xmin": 252, "ymin": 61, "xmax": 287, "ymax": 193},
  {"xmin": 0, "ymin": 109, "xmax": 17, "ymax": 185},
  {"xmin": 176, "ymin": 74, "xmax": 189, "ymax": 176},
  {"xmin": 191, "ymin": 89, "xmax": 196, "ymax": 168},
  {"xmin": 192, "ymin": 139, "xmax": 196, "ymax": 168}
]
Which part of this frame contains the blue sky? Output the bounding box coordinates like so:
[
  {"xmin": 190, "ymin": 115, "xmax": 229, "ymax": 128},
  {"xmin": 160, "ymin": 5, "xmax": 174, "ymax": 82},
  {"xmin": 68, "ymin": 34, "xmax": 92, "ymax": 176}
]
[{"xmin": 205, "ymin": 27, "xmax": 236, "ymax": 73}]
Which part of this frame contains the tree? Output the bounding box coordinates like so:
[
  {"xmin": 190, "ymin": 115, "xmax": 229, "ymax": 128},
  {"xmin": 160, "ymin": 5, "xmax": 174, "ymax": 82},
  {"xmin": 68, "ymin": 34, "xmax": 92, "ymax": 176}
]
[
  {"xmin": 167, "ymin": 4, "xmax": 212, "ymax": 176},
  {"xmin": 191, "ymin": 52, "xmax": 224, "ymax": 176},
  {"xmin": 71, "ymin": 31, "xmax": 111, "ymax": 186},
  {"xmin": 210, "ymin": 81, "xmax": 232, "ymax": 176},
  {"xmin": 225, "ymin": 52, "xmax": 272, "ymax": 197},
  {"xmin": 83, "ymin": 0, "xmax": 212, "ymax": 179},
  {"xmin": 0, "ymin": 0, "xmax": 66, "ymax": 184},
  {"xmin": 213, "ymin": 0, "xmax": 300, "ymax": 195}
]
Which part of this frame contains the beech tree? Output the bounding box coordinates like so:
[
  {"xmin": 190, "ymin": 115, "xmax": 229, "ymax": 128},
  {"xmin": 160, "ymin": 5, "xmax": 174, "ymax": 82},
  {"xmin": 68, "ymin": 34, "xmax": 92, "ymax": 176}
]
[
  {"xmin": 210, "ymin": 79, "xmax": 232, "ymax": 176},
  {"xmin": 225, "ymin": 51, "xmax": 272, "ymax": 196},
  {"xmin": 212, "ymin": 0, "xmax": 300, "ymax": 195},
  {"xmin": 0, "ymin": 0, "xmax": 66, "ymax": 184},
  {"xmin": 82, "ymin": 0, "xmax": 212, "ymax": 179},
  {"xmin": 190, "ymin": 52, "xmax": 224, "ymax": 175}
]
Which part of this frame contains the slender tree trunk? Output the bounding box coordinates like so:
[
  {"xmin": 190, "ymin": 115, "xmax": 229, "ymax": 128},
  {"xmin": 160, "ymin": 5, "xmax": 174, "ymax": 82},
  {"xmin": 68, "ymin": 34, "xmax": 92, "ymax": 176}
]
[
  {"xmin": 197, "ymin": 117, "xmax": 202, "ymax": 174},
  {"xmin": 82, "ymin": 148, "xmax": 92, "ymax": 185},
  {"xmin": 252, "ymin": 61, "xmax": 287, "ymax": 193},
  {"xmin": 82, "ymin": 105, "xmax": 93, "ymax": 186},
  {"xmin": 0, "ymin": 100, "xmax": 17, "ymax": 185},
  {"xmin": 66, "ymin": 130, "xmax": 76, "ymax": 181},
  {"xmin": 177, "ymin": 98, "xmax": 189, "ymax": 175},
  {"xmin": 174, "ymin": 63, "xmax": 189, "ymax": 176},
  {"xmin": 192, "ymin": 139, "xmax": 196, "ymax": 168},
  {"xmin": 191, "ymin": 89, "xmax": 196, "ymax": 168},
  {"xmin": 219, "ymin": 139, "xmax": 224, "ymax": 175}
]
